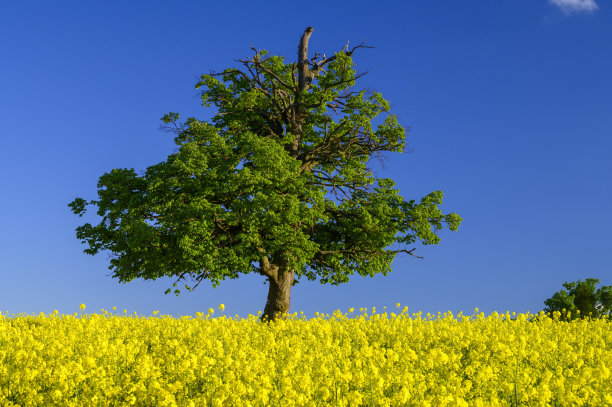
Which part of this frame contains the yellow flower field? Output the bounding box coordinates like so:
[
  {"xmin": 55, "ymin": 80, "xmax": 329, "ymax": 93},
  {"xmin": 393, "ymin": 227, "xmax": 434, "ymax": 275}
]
[{"xmin": 0, "ymin": 305, "xmax": 610, "ymax": 406}]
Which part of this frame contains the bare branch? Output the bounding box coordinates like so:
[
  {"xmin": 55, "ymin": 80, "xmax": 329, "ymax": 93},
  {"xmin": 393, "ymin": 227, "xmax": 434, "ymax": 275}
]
[
  {"xmin": 192, "ymin": 270, "xmax": 212, "ymax": 290},
  {"xmin": 297, "ymin": 26, "xmax": 315, "ymax": 93},
  {"xmin": 171, "ymin": 270, "xmax": 190, "ymax": 287},
  {"xmin": 310, "ymin": 40, "xmax": 374, "ymax": 73},
  {"xmin": 251, "ymin": 57, "xmax": 294, "ymax": 91},
  {"xmin": 317, "ymin": 248, "xmax": 423, "ymax": 259}
]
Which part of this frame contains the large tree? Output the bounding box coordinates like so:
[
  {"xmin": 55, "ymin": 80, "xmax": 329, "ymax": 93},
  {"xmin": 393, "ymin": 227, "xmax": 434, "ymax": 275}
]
[{"xmin": 69, "ymin": 27, "xmax": 461, "ymax": 321}]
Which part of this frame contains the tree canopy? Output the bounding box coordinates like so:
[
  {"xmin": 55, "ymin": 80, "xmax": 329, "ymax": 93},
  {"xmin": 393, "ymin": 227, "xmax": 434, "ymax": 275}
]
[
  {"xmin": 69, "ymin": 27, "xmax": 461, "ymax": 321},
  {"xmin": 543, "ymin": 278, "xmax": 612, "ymax": 320}
]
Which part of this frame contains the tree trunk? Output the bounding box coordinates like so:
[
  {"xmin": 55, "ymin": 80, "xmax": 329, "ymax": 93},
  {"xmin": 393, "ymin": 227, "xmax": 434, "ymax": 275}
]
[
  {"xmin": 297, "ymin": 26, "xmax": 314, "ymax": 93},
  {"xmin": 259, "ymin": 28, "xmax": 314, "ymax": 322},
  {"xmin": 261, "ymin": 267, "xmax": 294, "ymax": 322}
]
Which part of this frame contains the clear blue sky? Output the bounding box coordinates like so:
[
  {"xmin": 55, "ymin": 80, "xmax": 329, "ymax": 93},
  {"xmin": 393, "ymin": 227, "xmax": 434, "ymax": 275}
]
[{"xmin": 1, "ymin": 0, "xmax": 610, "ymax": 318}]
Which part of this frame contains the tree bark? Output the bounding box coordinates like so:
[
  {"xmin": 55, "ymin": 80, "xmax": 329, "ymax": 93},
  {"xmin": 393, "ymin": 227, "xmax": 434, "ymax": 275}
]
[{"xmin": 261, "ymin": 266, "xmax": 294, "ymax": 322}]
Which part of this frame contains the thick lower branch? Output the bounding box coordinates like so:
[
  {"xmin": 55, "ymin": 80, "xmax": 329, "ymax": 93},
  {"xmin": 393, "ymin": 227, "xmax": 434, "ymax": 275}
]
[{"xmin": 260, "ymin": 256, "xmax": 278, "ymax": 281}]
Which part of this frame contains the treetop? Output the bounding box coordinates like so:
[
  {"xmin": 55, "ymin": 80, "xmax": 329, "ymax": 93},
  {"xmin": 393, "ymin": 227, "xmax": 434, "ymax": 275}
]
[{"xmin": 69, "ymin": 27, "xmax": 461, "ymax": 298}]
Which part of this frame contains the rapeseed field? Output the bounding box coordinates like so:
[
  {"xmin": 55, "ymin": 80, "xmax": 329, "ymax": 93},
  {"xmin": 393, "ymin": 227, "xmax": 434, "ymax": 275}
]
[{"xmin": 0, "ymin": 305, "xmax": 610, "ymax": 406}]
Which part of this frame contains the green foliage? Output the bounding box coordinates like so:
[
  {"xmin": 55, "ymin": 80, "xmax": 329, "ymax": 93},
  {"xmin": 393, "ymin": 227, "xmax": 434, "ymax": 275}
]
[
  {"xmin": 69, "ymin": 32, "xmax": 461, "ymax": 294},
  {"xmin": 544, "ymin": 278, "xmax": 612, "ymax": 320}
]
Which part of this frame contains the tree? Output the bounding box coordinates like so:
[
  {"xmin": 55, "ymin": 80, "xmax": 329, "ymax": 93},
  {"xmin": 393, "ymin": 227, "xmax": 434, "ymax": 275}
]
[
  {"xmin": 544, "ymin": 278, "xmax": 612, "ymax": 320},
  {"xmin": 69, "ymin": 27, "xmax": 462, "ymax": 322}
]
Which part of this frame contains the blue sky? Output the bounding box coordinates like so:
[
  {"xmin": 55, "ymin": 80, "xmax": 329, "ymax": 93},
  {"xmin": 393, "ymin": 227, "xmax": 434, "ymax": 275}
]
[{"xmin": 1, "ymin": 0, "xmax": 610, "ymax": 318}]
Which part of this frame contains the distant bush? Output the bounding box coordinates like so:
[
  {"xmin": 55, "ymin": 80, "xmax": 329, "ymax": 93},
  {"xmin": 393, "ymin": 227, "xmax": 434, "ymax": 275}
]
[{"xmin": 544, "ymin": 278, "xmax": 611, "ymax": 320}]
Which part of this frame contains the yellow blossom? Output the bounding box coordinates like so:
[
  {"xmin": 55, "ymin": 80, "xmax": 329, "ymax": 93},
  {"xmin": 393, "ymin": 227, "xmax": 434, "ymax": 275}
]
[{"xmin": 0, "ymin": 306, "xmax": 609, "ymax": 406}]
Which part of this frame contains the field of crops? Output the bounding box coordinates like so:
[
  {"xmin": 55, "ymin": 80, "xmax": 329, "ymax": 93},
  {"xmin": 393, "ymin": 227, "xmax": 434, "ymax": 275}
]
[{"xmin": 0, "ymin": 305, "xmax": 610, "ymax": 406}]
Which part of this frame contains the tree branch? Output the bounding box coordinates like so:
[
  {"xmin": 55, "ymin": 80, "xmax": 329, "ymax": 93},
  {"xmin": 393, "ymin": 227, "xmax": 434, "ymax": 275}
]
[{"xmin": 318, "ymin": 248, "xmax": 423, "ymax": 259}]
